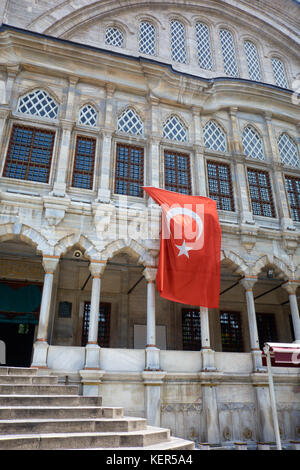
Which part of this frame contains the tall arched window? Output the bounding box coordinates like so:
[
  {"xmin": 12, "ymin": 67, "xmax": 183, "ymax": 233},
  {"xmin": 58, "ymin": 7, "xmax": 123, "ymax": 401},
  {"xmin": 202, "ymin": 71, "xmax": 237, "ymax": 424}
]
[
  {"xmin": 163, "ymin": 115, "xmax": 188, "ymax": 142},
  {"xmin": 242, "ymin": 125, "xmax": 265, "ymax": 160},
  {"xmin": 195, "ymin": 23, "xmax": 213, "ymax": 70},
  {"xmin": 17, "ymin": 89, "xmax": 58, "ymax": 120},
  {"xmin": 203, "ymin": 120, "xmax": 227, "ymax": 152},
  {"xmin": 78, "ymin": 104, "xmax": 98, "ymax": 127},
  {"xmin": 271, "ymin": 58, "xmax": 288, "ymax": 88},
  {"xmin": 278, "ymin": 133, "xmax": 299, "ymax": 167},
  {"xmin": 105, "ymin": 27, "xmax": 124, "ymax": 48},
  {"xmin": 170, "ymin": 20, "xmax": 187, "ymax": 64},
  {"xmin": 244, "ymin": 41, "xmax": 262, "ymax": 81},
  {"xmin": 219, "ymin": 29, "xmax": 238, "ymax": 77},
  {"xmin": 139, "ymin": 21, "xmax": 156, "ymax": 56},
  {"xmin": 117, "ymin": 108, "xmax": 144, "ymax": 135}
]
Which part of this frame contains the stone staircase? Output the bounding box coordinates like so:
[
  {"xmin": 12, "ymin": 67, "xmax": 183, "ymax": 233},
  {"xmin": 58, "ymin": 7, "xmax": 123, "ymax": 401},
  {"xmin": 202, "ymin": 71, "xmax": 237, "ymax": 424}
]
[{"xmin": 0, "ymin": 367, "xmax": 194, "ymax": 450}]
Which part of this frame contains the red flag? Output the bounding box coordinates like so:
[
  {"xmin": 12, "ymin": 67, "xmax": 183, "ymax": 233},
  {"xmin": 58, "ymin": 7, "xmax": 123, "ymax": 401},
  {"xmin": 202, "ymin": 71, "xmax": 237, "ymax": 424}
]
[{"xmin": 144, "ymin": 187, "xmax": 221, "ymax": 308}]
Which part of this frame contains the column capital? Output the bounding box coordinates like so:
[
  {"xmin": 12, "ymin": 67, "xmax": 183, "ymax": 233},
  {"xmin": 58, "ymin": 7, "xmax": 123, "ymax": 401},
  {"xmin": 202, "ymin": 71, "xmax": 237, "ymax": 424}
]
[
  {"xmin": 229, "ymin": 106, "xmax": 239, "ymax": 116},
  {"xmin": 6, "ymin": 63, "xmax": 21, "ymax": 78},
  {"xmin": 68, "ymin": 76, "xmax": 79, "ymax": 87},
  {"xmin": 281, "ymin": 280, "xmax": 300, "ymax": 295},
  {"xmin": 42, "ymin": 255, "xmax": 59, "ymax": 274},
  {"xmin": 192, "ymin": 105, "xmax": 203, "ymax": 116},
  {"xmin": 106, "ymin": 83, "xmax": 116, "ymax": 98},
  {"xmin": 0, "ymin": 106, "xmax": 10, "ymax": 119},
  {"xmin": 59, "ymin": 118, "xmax": 75, "ymax": 131},
  {"xmin": 264, "ymin": 111, "xmax": 273, "ymax": 122},
  {"xmin": 89, "ymin": 260, "xmax": 107, "ymax": 278},
  {"xmin": 143, "ymin": 267, "xmax": 157, "ymax": 283},
  {"xmin": 240, "ymin": 277, "xmax": 258, "ymax": 291}
]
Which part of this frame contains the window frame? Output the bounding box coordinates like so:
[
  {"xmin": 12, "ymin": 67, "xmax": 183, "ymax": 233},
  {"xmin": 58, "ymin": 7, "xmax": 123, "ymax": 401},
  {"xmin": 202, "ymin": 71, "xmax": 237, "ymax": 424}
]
[
  {"xmin": 220, "ymin": 310, "xmax": 244, "ymax": 353},
  {"xmin": 138, "ymin": 20, "xmax": 157, "ymax": 56},
  {"xmin": 81, "ymin": 301, "xmax": 111, "ymax": 347},
  {"xmin": 256, "ymin": 312, "xmax": 278, "ymax": 350},
  {"xmin": 247, "ymin": 167, "xmax": 276, "ymax": 218},
  {"xmin": 114, "ymin": 141, "xmax": 145, "ymax": 198},
  {"xmin": 170, "ymin": 19, "xmax": 188, "ymax": 64},
  {"xmin": 284, "ymin": 174, "xmax": 300, "ymax": 222},
  {"xmin": 219, "ymin": 28, "xmax": 239, "ymax": 78},
  {"xmin": 195, "ymin": 21, "xmax": 213, "ymax": 71},
  {"xmin": 71, "ymin": 134, "xmax": 97, "ymax": 191},
  {"xmin": 163, "ymin": 149, "xmax": 192, "ymax": 195},
  {"xmin": 206, "ymin": 159, "xmax": 235, "ymax": 212},
  {"xmin": 182, "ymin": 308, "xmax": 202, "ymax": 351}
]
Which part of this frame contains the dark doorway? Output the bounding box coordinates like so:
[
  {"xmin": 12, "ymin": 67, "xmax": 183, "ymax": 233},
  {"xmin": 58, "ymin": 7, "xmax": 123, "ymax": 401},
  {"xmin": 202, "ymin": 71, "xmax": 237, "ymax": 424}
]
[{"xmin": 0, "ymin": 322, "xmax": 36, "ymax": 367}]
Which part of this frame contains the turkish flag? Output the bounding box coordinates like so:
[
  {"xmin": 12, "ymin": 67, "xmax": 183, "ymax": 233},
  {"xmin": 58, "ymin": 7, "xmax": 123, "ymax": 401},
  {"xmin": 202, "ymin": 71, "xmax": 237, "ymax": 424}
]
[{"xmin": 143, "ymin": 187, "xmax": 221, "ymax": 308}]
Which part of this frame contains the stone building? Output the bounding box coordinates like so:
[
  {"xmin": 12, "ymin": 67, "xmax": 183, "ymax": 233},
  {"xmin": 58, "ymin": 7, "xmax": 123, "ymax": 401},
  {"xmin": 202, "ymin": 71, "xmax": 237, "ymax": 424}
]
[{"xmin": 0, "ymin": 0, "xmax": 299, "ymax": 446}]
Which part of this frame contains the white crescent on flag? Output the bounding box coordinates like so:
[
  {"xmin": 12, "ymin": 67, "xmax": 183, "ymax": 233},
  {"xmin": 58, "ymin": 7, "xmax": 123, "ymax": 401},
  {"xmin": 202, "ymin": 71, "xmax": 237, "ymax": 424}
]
[{"xmin": 165, "ymin": 206, "xmax": 204, "ymax": 258}]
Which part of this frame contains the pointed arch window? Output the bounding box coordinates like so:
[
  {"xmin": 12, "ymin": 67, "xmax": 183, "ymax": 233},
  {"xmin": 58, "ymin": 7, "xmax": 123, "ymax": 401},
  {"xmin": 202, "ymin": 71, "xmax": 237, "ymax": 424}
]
[
  {"xmin": 278, "ymin": 133, "xmax": 300, "ymax": 167},
  {"xmin": 219, "ymin": 29, "xmax": 238, "ymax": 77},
  {"xmin": 244, "ymin": 41, "xmax": 262, "ymax": 81},
  {"xmin": 17, "ymin": 89, "xmax": 58, "ymax": 120},
  {"xmin": 203, "ymin": 120, "xmax": 227, "ymax": 152},
  {"xmin": 78, "ymin": 104, "xmax": 98, "ymax": 127},
  {"xmin": 271, "ymin": 58, "xmax": 288, "ymax": 88},
  {"xmin": 105, "ymin": 27, "xmax": 124, "ymax": 48},
  {"xmin": 242, "ymin": 125, "xmax": 265, "ymax": 160},
  {"xmin": 117, "ymin": 108, "xmax": 144, "ymax": 135},
  {"xmin": 163, "ymin": 115, "xmax": 188, "ymax": 142},
  {"xmin": 139, "ymin": 21, "xmax": 156, "ymax": 56},
  {"xmin": 170, "ymin": 20, "xmax": 187, "ymax": 64},
  {"xmin": 195, "ymin": 23, "xmax": 212, "ymax": 70}
]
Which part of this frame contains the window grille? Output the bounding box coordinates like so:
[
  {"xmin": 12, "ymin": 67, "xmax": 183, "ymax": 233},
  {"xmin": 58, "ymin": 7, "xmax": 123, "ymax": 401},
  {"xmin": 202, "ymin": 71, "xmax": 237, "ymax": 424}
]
[
  {"xmin": 219, "ymin": 29, "xmax": 239, "ymax": 77},
  {"xmin": 3, "ymin": 124, "xmax": 55, "ymax": 183},
  {"xmin": 271, "ymin": 58, "xmax": 288, "ymax": 88},
  {"xmin": 220, "ymin": 311, "xmax": 243, "ymax": 352},
  {"xmin": 105, "ymin": 27, "xmax": 124, "ymax": 47},
  {"xmin": 17, "ymin": 89, "xmax": 58, "ymax": 120},
  {"xmin": 247, "ymin": 168, "xmax": 275, "ymax": 218},
  {"xmin": 114, "ymin": 143, "xmax": 144, "ymax": 197},
  {"xmin": 117, "ymin": 108, "xmax": 143, "ymax": 136},
  {"xmin": 256, "ymin": 313, "xmax": 278, "ymax": 350},
  {"xmin": 195, "ymin": 23, "xmax": 212, "ymax": 70},
  {"xmin": 81, "ymin": 302, "xmax": 111, "ymax": 347},
  {"xmin": 170, "ymin": 20, "xmax": 187, "ymax": 64},
  {"xmin": 242, "ymin": 125, "xmax": 265, "ymax": 160},
  {"xmin": 244, "ymin": 41, "xmax": 262, "ymax": 81},
  {"xmin": 78, "ymin": 105, "xmax": 98, "ymax": 127},
  {"xmin": 207, "ymin": 160, "xmax": 234, "ymax": 211},
  {"xmin": 203, "ymin": 120, "xmax": 227, "ymax": 152},
  {"xmin": 163, "ymin": 115, "xmax": 187, "ymax": 142},
  {"xmin": 139, "ymin": 21, "xmax": 156, "ymax": 56},
  {"xmin": 72, "ymin": 136, "xmax": 96, "ymax": 190},
  {"xmin": 278, "ymin": 133, "xmax": 300, "ymax": 168},
  {"xmin": 164, "ymin": 150, "xmax": 192, "ymax": 195},
  {"xmin": 285, "ymin": 175, "xmax": 300, "ymax": 222},
  {"xmin": 182, "ymin": 309, "xmax": 201, "ymax": 350}
]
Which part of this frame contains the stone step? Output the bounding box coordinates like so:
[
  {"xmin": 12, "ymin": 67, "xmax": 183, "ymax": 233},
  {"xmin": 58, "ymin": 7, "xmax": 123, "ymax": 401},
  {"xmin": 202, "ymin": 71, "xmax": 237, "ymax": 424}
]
[
  {"xmin": 0, "ymin": 395, "xmax": 102, "ymax": 407},
  {"xmin": 0, "ymin": 375, "xmax": 58, "ymax": 385},
  {"xmin": 0, "ymin": 416, "xmax": 147, "ymax": 434},
  {"xmin": 84, "ymin": 437, "xmax": 195, "ymax": 450},
  {"xmin": 0, "ymin": 406, "xmax": 123, "ymax": 420},
  {"xmin": 0, "ymin": 384, "xmax": 79, "ymax": 395},
  {"xmin": 0, "ymin": 427, "xmax": 171, "ymax": 449},
  {"xmin": 0, "ymin": 367, "xmax": 38, "ymax": 376}
]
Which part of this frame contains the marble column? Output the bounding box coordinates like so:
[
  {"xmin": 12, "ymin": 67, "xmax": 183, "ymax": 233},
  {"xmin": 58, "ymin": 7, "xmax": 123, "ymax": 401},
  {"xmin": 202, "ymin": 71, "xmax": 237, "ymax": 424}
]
[
  {"xmin": 0, "ymin": 106, "xmax": 10, "ymax": 155},
  {"xmin": 228, "ymin": 107, "xmax": 243, "ymax": 154},
  {"xmin": 240, "ymin": 277, "xmax": 263, "ymax": 371},
  {"xmin": 201, "ymin": 383, "xmax": 221, "ymax": 444},
  {"xmin": 143, "ymin": 267, "xmax": 160, "ymax": 370},
  {"xmin": 31, "ymin": 256, "xmax": 59, "ymax": 368},
  {"xmin": 254, "ymin": 383, "xmax": 276, "ymax": 443},
  {"xmin": 148, "ymin": 96, "xmax": 161, "ymax": 189},
  {"xmin": 282, "ymin": 281, "xmax": 300, "ymax": 343},
  {"xmin": 192, "ymin": 107, "xmax": 207, "ymax": 196},
  {"xmin": 52, "ymin": 119, "xmax": 74, "ymax": 196},
  {"xmin": 4, "ymin": 64, "xmax": 20, "ymax": 105},
  {"xmin": 200, "ymin": 307, "xmax": 215, "ymax": 371}
]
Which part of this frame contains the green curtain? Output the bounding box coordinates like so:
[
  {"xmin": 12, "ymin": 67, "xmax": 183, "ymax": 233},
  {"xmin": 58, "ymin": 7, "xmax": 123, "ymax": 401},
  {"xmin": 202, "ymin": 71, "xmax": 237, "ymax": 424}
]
[{"xmin": 0, "ymin": 284, "xmax": 42, "ymax": 313}]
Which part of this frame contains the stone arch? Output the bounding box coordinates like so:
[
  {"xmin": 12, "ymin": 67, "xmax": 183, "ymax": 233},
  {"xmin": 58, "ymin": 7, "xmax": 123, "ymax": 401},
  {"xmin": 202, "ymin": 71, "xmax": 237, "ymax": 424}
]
[
  {"xmin": 0, "ymin": 222, "xmax": 53, "ymax": 255},
  {"xmin": 221, "ymin": 249, "xmax": 249, "ymax": 277},
  {"xmin": 100, "ymin": 238, "xmax": 156, "ymax": 267},
  {"xmin": 251, "ymin": 254, "xmax": 293, "ymax": 280},
  {"xmin": 54, "ymin": 233, "xmax": 100, "ymax": 260}
]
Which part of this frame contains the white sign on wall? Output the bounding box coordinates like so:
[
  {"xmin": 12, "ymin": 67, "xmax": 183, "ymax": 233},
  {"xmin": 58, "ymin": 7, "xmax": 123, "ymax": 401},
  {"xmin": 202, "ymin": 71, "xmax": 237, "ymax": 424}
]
[{"xmin": 134, "ymin": 325, "xmax": 166, "ymax": 350}]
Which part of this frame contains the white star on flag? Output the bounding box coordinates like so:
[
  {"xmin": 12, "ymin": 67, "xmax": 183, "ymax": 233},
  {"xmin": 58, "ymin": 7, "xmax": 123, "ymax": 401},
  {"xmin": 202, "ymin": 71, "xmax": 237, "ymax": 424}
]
[{"xmin": 176, "ymin": 240, "xmax": 193, "ymax": 258}]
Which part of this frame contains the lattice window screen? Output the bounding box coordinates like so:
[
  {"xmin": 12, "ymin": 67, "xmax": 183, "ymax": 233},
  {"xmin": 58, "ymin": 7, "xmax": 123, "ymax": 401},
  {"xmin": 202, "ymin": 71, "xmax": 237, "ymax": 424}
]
[
  {"xmin": 219, "ymin": 29, "xmax": 239, "ymax": 77},
  {"xmin": 244, "ymin": 41, "xmax": 262, "ymax": 81},
  {"xmin": 195, "ymin": 23, "xmax": 212, "ymax": 70},
  {"xmin": 271, "ymin": 58, "xmax": 288, "ymax": 88},
  {"xmin": 242, "ymin": 125, "xmax": 265, "ymax": 160},
  {"xmin": 163, "ymin": 115, "xmax": 188, "ymax": 142},
  {"xmin": 170, "ymin": 20, "xmax": 187, "ymax": 64},
  {"xmin": 139, "ymin": 22, "xmax": 156, "ymax": 55},
  {"xmin": 203, "ymin": 120, "xmax": 227, "ymax": 152},
  {"xmin": 278, "ymin": 133, "xmax": 300, "ymax": 167},
  {"xmin": 105, "ymin": 27, "xmax": 124, "ymax": 47},
  {"xmin": 117, "ymin": 108, "xmax": 144, "ymax": 135},
  {"xmin": 17, "ymin": 90, "xmax": 58, "ymax": 120},
  {"xmin": 78, "ymin": 105, "xmax": 98, "ymax": 127}
]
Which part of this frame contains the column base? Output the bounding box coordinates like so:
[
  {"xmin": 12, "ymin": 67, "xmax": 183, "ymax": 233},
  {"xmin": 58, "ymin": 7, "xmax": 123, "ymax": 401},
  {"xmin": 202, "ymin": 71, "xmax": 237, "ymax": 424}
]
[
  {"xmin": 51, "ymin": 182, "xmax": 66, "ymax": 197},
  {"xmin": 96, "ymin": 188, "xmax": 111, "ymax": 203},
  {"xmin": 145, "ymin": 346, "xmax": 160, "ymax": 371},
  {"xmin": 79, "ymin": 369, "xmax": 105, "ymax": 396},
  {"xmin": 84, "ymin": 343, "xmax": 101, "ymax": 369},
  {"xmin": 201, "ymin": 348, "xmax": 216, "ymax": 371},
  {"xmin": 142, "ymin": 371, "xmax": 166, "ymax": 427},
  {"xmin": 31, "ymin": 340, "xmax": 49, "ymax": 369},
  {"xmin": 251, "ymin": 350, "xmax": 263, "ymax": 371}
]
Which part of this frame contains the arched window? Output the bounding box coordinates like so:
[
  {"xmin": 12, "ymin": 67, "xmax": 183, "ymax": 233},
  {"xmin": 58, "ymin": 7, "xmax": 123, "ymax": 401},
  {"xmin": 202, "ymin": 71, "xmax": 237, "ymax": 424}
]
[
  {"xmin": 219, "ymin": 29, "xmax": 238, "ymax": 77},
  {"xmin": 139, "ymin": 21, "xmax": 156, "ymax": 56},
  {"xmin": 105, "ymin": 27, "xmax": 124, "ymax": 48},
  {"xmin": 278, "ymin": 133, "xmax": 299, "ymax": 167},
  {"xmin": 244, "ymin": 41, "xmax": 262, "ymax": 81},
  {"xmin": 170, "ymin": 20, "xmax": 187, "ymax": 64},
  {"xmin": 78, "ymin": 105, "xmax": 98, "ymax": 127},
  {"xmin": 203, "ymin": 120, "xmax": 227, "ymax": 152},
  {"xmin": 163, "ymin": 115, "xmax": 188, "ymax": 142},
  {"xmin": 17, "ymin": 89, "xmax": 58, "ymax": 120},
  {"xmin": 271, "ymin": 58, "xmax": 288, "ymax": 88},
  {"xmin": 195, "ymin": 23, "xmax": 212, "ymax": 70},
  {"xmin": 117, "ymin": 108, "xmax": 144, "ymax": 135},
  {"xmin": 242, "ymin": 125, "xmax": 265, "ymax": 160}
]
